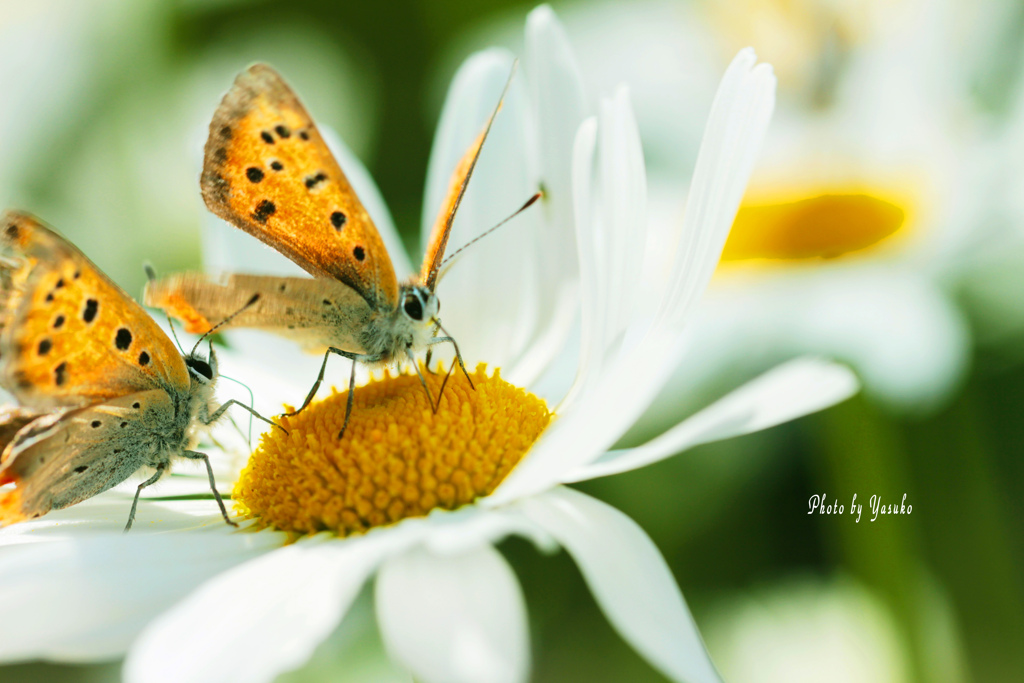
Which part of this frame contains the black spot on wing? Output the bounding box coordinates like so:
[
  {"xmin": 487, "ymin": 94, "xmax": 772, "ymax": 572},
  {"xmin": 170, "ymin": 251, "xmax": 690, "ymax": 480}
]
[
  {"xmin": 54, "ymin": 362, "xmax": 67, "ymax": 386},
  {"xmin": 83, "ymin": 299, "xmax": 98, "ymax": 323},
  {"xmin": 139, "ymin": 351, "xmax": 150, "ymax": 366},
  {"xmin": 53, "ymin": 315, "xmax": 65, "ymax": 329},
  {"xmin": 246, "ymin": 167, "xmax": 264, "ymax": 183},
  {"xmin": 253, "ymin": 200, "xmax": 276, "ymax": 224},
  {"xmin": 353, "ymin": 246, "xmax": 365, "ymax": 261},
  {"xmin": 115, "ymin": 328, "xmax": 132, "ymax": 350},
  {"xmin": 261, "ymin": 131, "xmax": 274, "ymax": 144},
  {"xmin": 305, "ymin": 172, "xmax": 327, "ymax": 189},
  {"xmin": 37, "ymin": 339, "xmax": 51, "ymax": 355},
  {"xmin": 275, "ymin": 124, "xmax": 290, "ymax": 138},
  {"xmin": 270, "ymin": 160, "xmax": 284, "ymax": 171},
  {"xmin": 331, "ymin": 211, "xmax": 346, "ymax": 230}
]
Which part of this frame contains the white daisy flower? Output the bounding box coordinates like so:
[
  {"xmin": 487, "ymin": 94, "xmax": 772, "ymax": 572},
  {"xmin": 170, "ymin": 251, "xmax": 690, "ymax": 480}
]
[{"xmin": 0, "ymin": 7, "xmax": 858, "ymax": 683}]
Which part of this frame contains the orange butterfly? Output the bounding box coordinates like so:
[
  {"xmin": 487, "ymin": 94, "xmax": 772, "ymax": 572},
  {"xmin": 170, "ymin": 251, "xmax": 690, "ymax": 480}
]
[
  {"xmin": 0, "ymin": 212, "xmax": 275, "ymax": 531},
  {"xmin": 145, "ymin": 63, "xmax": 537, "ymax": 437}
]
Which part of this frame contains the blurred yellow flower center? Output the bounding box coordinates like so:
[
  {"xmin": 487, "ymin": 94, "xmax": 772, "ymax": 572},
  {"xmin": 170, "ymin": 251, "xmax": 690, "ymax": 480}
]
[
  {"xmin": 233, "ymin": 364, "xmax": 550, "ymax": 536},
  {"xmin": 721, "ymin": 192, "xmax": 907, "ymax": 262}
]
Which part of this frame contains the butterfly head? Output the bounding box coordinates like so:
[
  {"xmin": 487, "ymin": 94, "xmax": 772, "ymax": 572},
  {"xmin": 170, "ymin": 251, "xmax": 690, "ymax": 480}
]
[
  {"xmin": 401, "ymin": 285, "xmax": 439, "ymax": 327},
  {"xmin": 184, "ymin": 343, "xmax": 219, "ymax": 387}
]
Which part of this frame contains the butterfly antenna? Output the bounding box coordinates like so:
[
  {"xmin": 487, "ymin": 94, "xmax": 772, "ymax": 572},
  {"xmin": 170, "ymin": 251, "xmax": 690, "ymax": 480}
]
[
  {"xmin": 190, "ymin": 293, "xmax": 260, "ymax": 357},
  {"xmin": 436, "ymin": 190, "xmax": 543, "ymax": 279},
  {"xmin": 166, "ymin": 314, "xmax": 186, "ymax": 355},
  {"xmin": 144, "ymin": 263, "xmax": 187, "ymax": 355}
]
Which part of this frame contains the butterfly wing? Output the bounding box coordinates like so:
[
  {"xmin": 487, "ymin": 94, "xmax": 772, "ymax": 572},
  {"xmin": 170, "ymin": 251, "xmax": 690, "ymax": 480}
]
[
  {"xmin": 0, "ymin": 405, "xmax": 50, "ymax": 460},
  {"xmin": 0, "ymin": 212, "xmax": 189, "ymax": 408},
  {"xmin": 201, "ymin": 64, "xmax": 398, "ymax": 312},
  {"xmin": 420, "ymin": 64, "xmax": 514, "ymax": 291},
  {"xmin": 0, "ymin": 390, "xmax": 168, "ymax": 524},
  {"xmin": 145, "ymin": 272, "xmax": 373, "ymax": 354}
]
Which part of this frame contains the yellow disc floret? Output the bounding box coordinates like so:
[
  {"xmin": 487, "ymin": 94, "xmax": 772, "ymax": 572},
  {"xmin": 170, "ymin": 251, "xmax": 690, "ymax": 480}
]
[{"xmin": 233, "ymin": 364, "xmax": 550, "ymax": 536}]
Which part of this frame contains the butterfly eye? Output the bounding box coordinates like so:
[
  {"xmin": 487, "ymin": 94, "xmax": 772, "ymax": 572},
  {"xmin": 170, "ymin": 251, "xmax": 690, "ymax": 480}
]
[
  {"xmin": 186, "ymin": 357, "xmax": 214, "ymax": 381},
  {"xmin": 403, "ymin": 295, "xmax": 423, "ymax": 321}
]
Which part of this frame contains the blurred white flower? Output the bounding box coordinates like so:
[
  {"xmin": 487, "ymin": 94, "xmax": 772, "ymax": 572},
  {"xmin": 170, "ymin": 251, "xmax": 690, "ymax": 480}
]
[
  {"xmin": 703, "ymin": 577, "xmax": 912, "ymax": 683},
  {"xmin": 656, "ymin": 0, "xmax": 986, "ymax": 417},
  {"xmin": 0, "ymin": 7, "xmax": 859, "ymax": 683},
  {"xmin": 457, "ymin": 0, "xmax": 1003, "ymax": 418}
]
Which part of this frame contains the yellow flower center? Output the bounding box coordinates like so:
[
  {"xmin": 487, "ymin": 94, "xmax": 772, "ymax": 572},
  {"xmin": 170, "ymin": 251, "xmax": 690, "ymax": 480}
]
[
  {"xmin": 233, "ymin": 364, "xmax": 550, "ymax": 536},
  {"xmin": 721, "ymin": 191, "xmax": 908, "ymax": 263}
]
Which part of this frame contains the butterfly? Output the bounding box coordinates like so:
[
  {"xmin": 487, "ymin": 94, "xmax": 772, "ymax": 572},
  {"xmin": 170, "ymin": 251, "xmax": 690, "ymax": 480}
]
[
  {"xmin": 0, "ymin": 211, "xmax": 276, "ymax": 532},
  {"xmin": 145, "ymin": 63, "xmax": 538, "ymax": 437}
]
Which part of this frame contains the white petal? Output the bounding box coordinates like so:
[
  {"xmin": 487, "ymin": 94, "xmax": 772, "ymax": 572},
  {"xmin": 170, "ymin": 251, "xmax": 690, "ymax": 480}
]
[
  {"xmin": 568, "ymin": 357, "xmax": 860, "ymax": 482},
  {"xmin": 560, "ymin": 87, "xmax": 647, "ymax": 413},
  {"xmin": 0, "ymin": 497, "xmax": 252, "ymax": 545},
  {"xmin": 512, "ymin": 5, "xmax": 589, "ymax": 387},
  {"xmin": 522, "ymin": 487, "xmax": 720, "ymax": 683},
  {"xmin": 656, "ymin": 49, "xmax": 775, "ymax": 332},
  {"xmin": 0, "ymin": 528, "xmax": 283, "ymax": 662},
  {"xmin": 524, "ymin": 4, "xmax": 586, "ymax": 288},
  {"xmin": 376, "ymin": 544, "xmax": 529, "ymax": 683},
  {"xmin": 415, "ymin": 505, "xmax": 557, "ymax": 557},
  {"xmin": 491, "ymin": 51, "xmax": 778, "ymax": 503},
  {"xmin": 124, "ymin": 536, "xmax": 392, "ymax": 683},
  {"xmin": 597, "ymin": 85, "xmax": 648, "ymax": 355},
  {"xmin": 489, "ymin": 327, "xmax": 681, "ymax": 505},
  {"xmin": 558, "ymin": 116, "xmax": 601, "ymax": 410}
]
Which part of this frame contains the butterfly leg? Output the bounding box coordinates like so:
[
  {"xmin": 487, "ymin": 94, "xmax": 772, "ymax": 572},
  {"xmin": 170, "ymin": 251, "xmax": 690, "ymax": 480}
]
[
  {"xmin": 435, "ymin": 354, "xmax": 457, "ymax": 409},
  {"xmin": 429, "ymin": 335, "xmax": 475, "ymax": 390},
  {"xmin": 182, "ymin": 450, "xmax": 237, "ymax": 528},
  {"xmin": 406, "ymin": 348, "xmax": 438, "ymax": 415},
  {"xmin": 124, "ymin": 464, "xmax": 167, "ymax": 533},
  {"xmin": 281, "ymin": 347, "xmax": 350, "ymax": 419},
  {"xmin": 338, "ymin": 355, "xmax": 358, "ymax": 440},
  {"xmin": 425, "ymin": 321, "xmax": 442, "ymax": 373},
  {"xmin": 336, "ymin": 349, "xmax": 380, "ymax": 439},
  {"xmin": 209, "ymin": 399, "xmax": 287, "ymax": 435}
]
